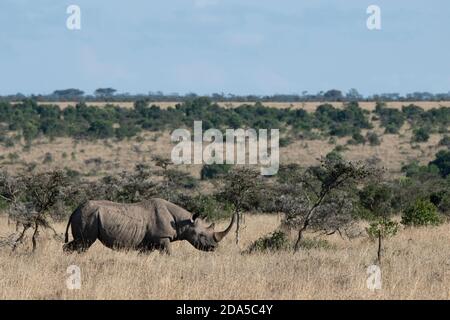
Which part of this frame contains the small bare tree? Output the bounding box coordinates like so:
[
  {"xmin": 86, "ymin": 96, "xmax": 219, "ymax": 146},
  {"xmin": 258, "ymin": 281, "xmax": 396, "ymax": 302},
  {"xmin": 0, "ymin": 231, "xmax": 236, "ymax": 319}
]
[
  {"xmin": 220, "ymin": 167, "xmax": 261, "ymax": 245},
  {"xmin": 277, "ymin": 158, "xmax": 374, "ymax": 252},
  {"xmin": 0, "ymin": 170, "xmax": 69, "ymax": 252},
  {"xmin": 359, "ymin": 180, "xmax": 398, "ymax": 264}
]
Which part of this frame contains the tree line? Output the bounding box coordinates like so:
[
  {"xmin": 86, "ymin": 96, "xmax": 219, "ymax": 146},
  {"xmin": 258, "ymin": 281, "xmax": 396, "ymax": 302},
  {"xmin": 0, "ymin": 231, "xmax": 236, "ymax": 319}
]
[
  {"xmin": 1, "ymin": 98, "xmax": 449, "ymax": 146},
  {"xmin": 2, "ymin": 88, "xmax": 450, "ymax": 103}
]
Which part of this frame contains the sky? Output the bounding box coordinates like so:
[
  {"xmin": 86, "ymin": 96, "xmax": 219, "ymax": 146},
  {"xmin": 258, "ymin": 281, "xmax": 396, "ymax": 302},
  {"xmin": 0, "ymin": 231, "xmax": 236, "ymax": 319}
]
[{"xmin": 0, "ymin": 0, "xmax": 449, "ymax": 96}]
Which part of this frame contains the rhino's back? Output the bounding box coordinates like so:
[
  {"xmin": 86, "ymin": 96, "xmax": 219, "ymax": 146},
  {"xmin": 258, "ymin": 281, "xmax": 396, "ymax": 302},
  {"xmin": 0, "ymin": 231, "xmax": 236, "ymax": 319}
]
[{"xmin": 84, "ymin": 199, "xmax": 178, "ymax": 249}]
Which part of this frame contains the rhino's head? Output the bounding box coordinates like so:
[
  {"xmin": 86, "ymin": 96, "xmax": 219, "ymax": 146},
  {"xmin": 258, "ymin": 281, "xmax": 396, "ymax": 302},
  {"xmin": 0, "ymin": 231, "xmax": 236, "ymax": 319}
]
[{"xmin": 183, "ymin": 213, "xmax": 236, "ymax": 252}]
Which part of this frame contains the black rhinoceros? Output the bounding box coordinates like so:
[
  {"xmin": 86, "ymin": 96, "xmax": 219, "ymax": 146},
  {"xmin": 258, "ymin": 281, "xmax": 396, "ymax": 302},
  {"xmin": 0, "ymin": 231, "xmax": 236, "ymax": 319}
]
[{"xmin": 63, "ymin": 198, "xmax": 235, "ymax": 254}]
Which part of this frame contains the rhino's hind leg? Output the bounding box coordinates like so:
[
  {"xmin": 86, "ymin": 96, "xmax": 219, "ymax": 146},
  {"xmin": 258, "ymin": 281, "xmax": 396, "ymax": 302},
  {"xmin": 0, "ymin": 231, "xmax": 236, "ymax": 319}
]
[
  {"xmin": 63, "ymin": 239, "xmax": 95, "ymax": 253},
  {"xmin": 157, "ymin": 238, "xmax": 172, "ymax": 255},
  {"xmin": 63, "ymin": 207, "xmax": 99, "ymax": 254}
]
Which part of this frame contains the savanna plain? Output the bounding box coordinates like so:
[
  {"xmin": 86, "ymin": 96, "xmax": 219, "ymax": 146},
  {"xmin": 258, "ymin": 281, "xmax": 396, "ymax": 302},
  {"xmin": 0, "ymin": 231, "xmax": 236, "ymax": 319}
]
[{"xmin": 1, "ymin": 100, "xmax": 450, "ymax": 300}]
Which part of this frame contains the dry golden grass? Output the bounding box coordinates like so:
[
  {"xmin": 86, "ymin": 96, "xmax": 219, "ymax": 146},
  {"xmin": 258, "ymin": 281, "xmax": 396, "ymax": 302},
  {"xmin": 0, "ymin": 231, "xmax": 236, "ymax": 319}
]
[
  {"xmin": 0, "ymin": 121, "xmax": 446, "ymax": 178},
  {"xmin": 1, "ymin": 214, "xmax": 450, "ymax": 300}
]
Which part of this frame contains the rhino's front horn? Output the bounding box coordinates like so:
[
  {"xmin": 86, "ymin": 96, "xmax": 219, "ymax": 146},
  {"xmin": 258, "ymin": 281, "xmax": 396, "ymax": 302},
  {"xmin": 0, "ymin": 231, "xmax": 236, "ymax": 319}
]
[{"xmin": 213, "ymin": 213, "xmax": 236, "ymax": 242}]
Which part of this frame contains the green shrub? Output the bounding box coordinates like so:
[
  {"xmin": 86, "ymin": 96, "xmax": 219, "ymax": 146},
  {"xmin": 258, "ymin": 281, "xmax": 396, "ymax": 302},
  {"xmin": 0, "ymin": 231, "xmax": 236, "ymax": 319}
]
[
  {"xmin": 166, "ymin": 169, "xmax": 198, "ymax": 189},
  {"xmin": 279, "ymin": 136, "xmax": 292, "ymax": 147},
  {"xmin": 366, "ymin": 132, "xmax": 381, "ymax": 146},
  {"xmin": 412, "ymin": 127, "xmax": 430, "ymax": 143},
  {"xmin": 333, "ymin": 145, "xmax": 348, "ymax": 153},
  {"xmin": 374, "ymin": 104, "xmax": 405, "ymax": 134},
  {"xmin": 0, "ymin": 197, "xmax": 9, "ymax": 210},
  {"xmin": 88, "ymin": 120, "xmax": 114, "ymax": 139},
  {"xmin": 181, "ymin": 194, "xmax": 232, "ymax": 221},
  {"xmin": 325, "ymin": 150, "xmax": 344, "ymax": 162},
  {"xmin": 429, "ymin": 150, "xmax": 450, "ymax": 178},
  {"xmin": 401, "ymin": 199, "xmax": 442, "ymax": 226},
  {"xmin": 366, "ymin": 219, "xmax": 399, "ymax": 240},
  {"xmin": 401, "ymin": 161, "xmax": 439, "ymax": 177},
  {"xmin": 247, "ymin": 231, "xmax": 291, "ymax": 252},
  {"xmin": 430, "ymin": 190, "xmax": 450, "ymax": 215},
  {"xmin": 43, "ymin": 152, "xmax": 53, "ymax": 164},
  {"xmin": 348, "ymin": 132, "xmax": 366, "ymax": 145},
  {"xmin": 4, "ymin": 137, "xmax": 15, "ymax": 148},
  {"xmin": 200, "ymin": 163, "xmax": 232, "ymax": 180},
  {"xmin": 439, "ymin": 135, "xmax": 450, "ymax": 147}
]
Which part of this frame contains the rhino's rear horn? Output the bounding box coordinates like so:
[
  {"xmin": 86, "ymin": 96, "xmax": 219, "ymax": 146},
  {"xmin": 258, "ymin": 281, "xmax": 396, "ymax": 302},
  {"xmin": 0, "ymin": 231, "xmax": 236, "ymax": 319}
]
[{"xmin": 213, "ymin": 213, "xmax": 236, "ymax": 242}]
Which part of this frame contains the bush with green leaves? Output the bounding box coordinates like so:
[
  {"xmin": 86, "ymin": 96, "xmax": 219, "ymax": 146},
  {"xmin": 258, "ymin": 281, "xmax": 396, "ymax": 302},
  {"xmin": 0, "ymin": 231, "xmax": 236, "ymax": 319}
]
[
  {"xmin": 430, "ymin": 189, "xmax": 450, "ymax": 215},
  {"xmin": 366, "ymin": 219, "xmax": 399, "ymax": 241},
  {"xmin": 348, "ymin": 132, "xmax": 366, "ymax": 145},
  {"xmin": 247, "ymin": 231, "xmax": 291, "ymax": 253},
  {"xmin": 366, "ymin": 132, "xmax": 381, "ymax": 146},
  {"xmin": 429, "ymin": 150, "xmax": 450, "ymax": 178},
  {"xmin": 439, "ymin": 135, "xmax": 450, "ymax": 147},
  {"xmin": 401, "ymin": 199, "xmax": 442, "ymax": 226},
  {"xmin": 0, "ymin": 99, "xmax": 376, "ymax": 144},
  {"xmin": 401, "ymin": 161, "xmax": 439, "ymax": 178},
  {"xmin": 366, "ymin": 218, "xmax": 399, "ymax": 264},
  {"xmin": 358, "ymin": 181, "xmax": 398, "ymax": 263},
  {"xmin": 219, "ymin": 167, "xmax": 262, "ymax": 244},
  {"xmin": 325, "ymin": 149, "xmax": 344, "ymax": 162},
  {"xmin": 200, "ymin": 163, "xmax": 232, "ymax": 180},
  {"xmin": 277, "ymin": 158, "xmax": 373, "ymax": 252},
  {"xmin": 374, "ymin": 103, "xmax": 405, "ymax": 134},
  {"xmin": 179, "ymin": 194, "xmax": 232, "ymax": 221},
  {"xmin": 412, "ymin": 127, "xmax": 430, "ymax": 143},
  {"xmin": 43, "ymin": 152, "xmax": 53, "ymax": 164}
]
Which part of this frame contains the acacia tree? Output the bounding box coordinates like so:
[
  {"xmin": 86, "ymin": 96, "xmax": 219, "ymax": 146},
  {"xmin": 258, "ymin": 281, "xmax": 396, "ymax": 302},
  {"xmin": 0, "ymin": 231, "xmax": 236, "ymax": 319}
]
[
  {"xmin": 277, "ymin": 158, "xmax": 373, "ymax": 252},
  {"xmin": 151, "ymin": 156, "xmax": 198, "ymax": 201},
  {"xmin": 0, "ymin": 170, "xmax": 69, "ymax": 252},
  {"xmin": 220, "ymin": 167, "xmax": 261, "ymax": 245},
  {"xmin": 359, "ymin": 181, "xmax": 398, "ymax": 264}
]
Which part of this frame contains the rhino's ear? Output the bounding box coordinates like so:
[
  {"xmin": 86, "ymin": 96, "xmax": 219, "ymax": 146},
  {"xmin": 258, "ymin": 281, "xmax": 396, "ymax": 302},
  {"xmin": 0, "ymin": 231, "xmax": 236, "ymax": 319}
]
[{"xmin": 192, "ymin": 212, "xmax": 200, "ymax": 221}]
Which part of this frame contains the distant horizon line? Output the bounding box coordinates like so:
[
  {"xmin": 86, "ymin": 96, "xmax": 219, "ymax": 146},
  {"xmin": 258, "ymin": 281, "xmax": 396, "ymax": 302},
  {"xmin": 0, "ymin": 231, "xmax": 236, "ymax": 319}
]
[{"xmin": 1, "ymin": 88, "xmax": 450, "ymax": 100}]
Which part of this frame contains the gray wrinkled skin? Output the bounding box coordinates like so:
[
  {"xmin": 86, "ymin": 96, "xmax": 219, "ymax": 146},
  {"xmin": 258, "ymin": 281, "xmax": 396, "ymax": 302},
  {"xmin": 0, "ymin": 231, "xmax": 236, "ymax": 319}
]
[{"xmin": 63, "ymin": 198, "xmax": 235, "ymax": 254}]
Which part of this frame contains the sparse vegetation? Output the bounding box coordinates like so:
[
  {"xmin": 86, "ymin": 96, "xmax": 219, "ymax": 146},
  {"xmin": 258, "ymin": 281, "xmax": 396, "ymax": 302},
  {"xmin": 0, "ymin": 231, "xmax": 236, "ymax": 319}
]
[
  {"xmin": 412, "ymin": 127, "xmax": 430, "ymax": 143},
  {"xmin": 1, "ymin": 99, "xmax": 450, "ymax": 300},
  {"xmin": 247, "ymin": 230, "xmax": 290, "ymax": 252},
  {"xmin": 200, "ymin": 164, "xmax": 232, "ymax": 180},
  {"xmin": 401, "ymin": 199, "xmax": 442, "ymax": 227}
]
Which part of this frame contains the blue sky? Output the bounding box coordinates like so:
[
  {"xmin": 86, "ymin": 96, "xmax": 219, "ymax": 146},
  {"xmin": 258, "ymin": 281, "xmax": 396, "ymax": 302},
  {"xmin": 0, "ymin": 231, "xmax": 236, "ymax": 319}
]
[{"xmin": 1, "ymin": 0, "xmax": 449, "ymax": 96}]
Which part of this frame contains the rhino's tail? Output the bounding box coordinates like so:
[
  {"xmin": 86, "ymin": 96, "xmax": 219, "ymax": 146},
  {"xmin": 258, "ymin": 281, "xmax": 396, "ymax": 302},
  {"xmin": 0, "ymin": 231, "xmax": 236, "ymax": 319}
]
[{"xmin": 64, "ymin": 211, "xmax": 75, "ymax": 243}]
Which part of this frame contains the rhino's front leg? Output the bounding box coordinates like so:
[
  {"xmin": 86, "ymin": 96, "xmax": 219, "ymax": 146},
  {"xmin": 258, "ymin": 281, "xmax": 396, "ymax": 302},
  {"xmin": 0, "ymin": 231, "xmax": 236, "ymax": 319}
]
[{"xmin": 159, "ymin": 238, "xmax": 171, "ymax": 255}]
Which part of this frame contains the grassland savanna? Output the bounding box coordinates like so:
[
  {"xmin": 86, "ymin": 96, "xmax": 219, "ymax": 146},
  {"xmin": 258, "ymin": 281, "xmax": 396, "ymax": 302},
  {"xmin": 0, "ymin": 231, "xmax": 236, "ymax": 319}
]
[
  {"xmin": 1, "ymin": 99, "xmax": 450, "ymax": 299},
  {"xmin": 2, "ymin": 215, "xmax": 450, "ymax": 299}
]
